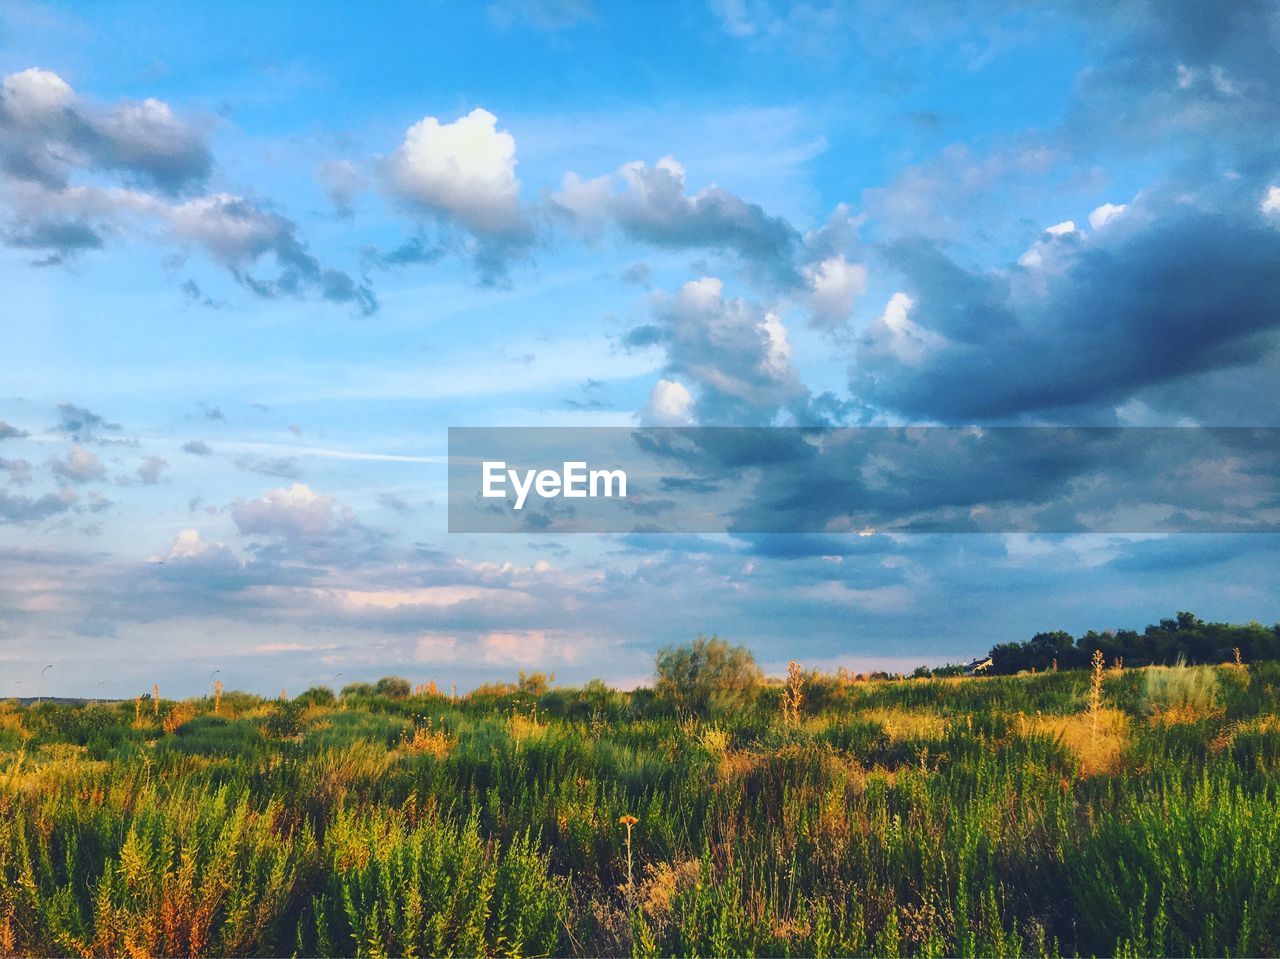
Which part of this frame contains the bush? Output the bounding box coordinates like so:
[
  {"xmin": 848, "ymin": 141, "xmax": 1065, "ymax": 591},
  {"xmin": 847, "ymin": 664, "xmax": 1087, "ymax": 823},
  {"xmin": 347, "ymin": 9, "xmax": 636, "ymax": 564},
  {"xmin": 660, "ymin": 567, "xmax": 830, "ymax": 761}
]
[
  {"xmin": 654, "ymin": 635, "xmax": 762, "ymax": 717},
  {"xmin": 295, "ymin": 686, "xmax": 336, "ymax": 707},
  {"xmin": 374, "ymin": 676, "xmax": 412, "ymax": 699}
]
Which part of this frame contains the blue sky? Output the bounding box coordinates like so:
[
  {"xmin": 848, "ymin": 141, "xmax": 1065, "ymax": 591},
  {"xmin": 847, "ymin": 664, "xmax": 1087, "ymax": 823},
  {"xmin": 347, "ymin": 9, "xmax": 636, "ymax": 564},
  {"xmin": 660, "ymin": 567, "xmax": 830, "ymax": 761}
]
[{"xmin": 1, "ymin": 0, "xmax": 1278, "ymax": 697}]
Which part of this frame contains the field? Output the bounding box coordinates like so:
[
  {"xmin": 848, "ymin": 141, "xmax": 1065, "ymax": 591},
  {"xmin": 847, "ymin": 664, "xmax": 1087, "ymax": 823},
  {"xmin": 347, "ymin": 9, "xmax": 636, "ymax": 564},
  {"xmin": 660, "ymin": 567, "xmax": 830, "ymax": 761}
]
[{"xmin": 2, "ymin": 658, "xmax": 1279, "ymax": 958}]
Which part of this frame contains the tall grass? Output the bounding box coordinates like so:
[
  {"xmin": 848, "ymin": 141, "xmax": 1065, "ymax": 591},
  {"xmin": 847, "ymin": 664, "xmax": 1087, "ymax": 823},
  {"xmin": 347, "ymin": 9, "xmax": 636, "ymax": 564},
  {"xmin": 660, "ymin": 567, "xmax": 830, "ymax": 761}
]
[{"xmin": 0, "ymin": 662, "xmax": 1277, "ymax": 956}]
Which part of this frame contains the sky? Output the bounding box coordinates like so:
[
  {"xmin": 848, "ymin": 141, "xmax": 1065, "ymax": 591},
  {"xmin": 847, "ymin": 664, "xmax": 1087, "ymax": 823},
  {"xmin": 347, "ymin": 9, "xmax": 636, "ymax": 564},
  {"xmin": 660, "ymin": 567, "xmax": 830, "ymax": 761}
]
[{"xmin": 1, "ymin": 0, "xmax": 1278, "ymax": 697}]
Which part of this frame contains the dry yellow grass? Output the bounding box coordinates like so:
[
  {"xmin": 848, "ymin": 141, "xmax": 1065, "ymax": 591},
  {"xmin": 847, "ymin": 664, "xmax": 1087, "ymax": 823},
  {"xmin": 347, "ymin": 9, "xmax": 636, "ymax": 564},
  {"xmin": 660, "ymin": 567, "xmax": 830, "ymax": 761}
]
[
  {"xmin": 163, "ymin": 702, "xmax": 196, "ymax": 735},
  {"xmin": 1023, "ymin": 708, "xmax": 1129, "ymax": 776},
  {"xmin": 860, "ymin": 708, "xmax": 950, "ymax": 740},
  {"xmin": 402, "ymin": 723, "xmax": 454, "ymax": 760}
]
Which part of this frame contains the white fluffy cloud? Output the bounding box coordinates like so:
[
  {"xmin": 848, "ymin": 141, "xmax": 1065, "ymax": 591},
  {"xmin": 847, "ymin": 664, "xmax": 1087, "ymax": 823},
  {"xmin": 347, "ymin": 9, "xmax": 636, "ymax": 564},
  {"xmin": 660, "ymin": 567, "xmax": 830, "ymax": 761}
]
[
  {"xmin": 804, "ymin": 253, "xmax": 867, "ymax": 329},
  {"xmin": 860, "ymin": 292, "xmax": 945, "ymax": 367},
  {"xmin": 640, "ymin": 378, "xmax": 695, "ymax": 425},
  {"xmin": 385, "ymin": 108, "xmax": 525, "ymax": 238},
  {"xmin": 1089, "ymin": 202, "xmax": 1128, "ymax": 229},
  {"xmin": 1262, "ymin": 186, "xmax": 1280, "ymax": 216},
  {"xmin": 48, "ymin": 445, "xmax": 106, "ymax": 484},
  {"xmin": 232, "ymin": 483, "xmax": 352, "ymax": 539}
]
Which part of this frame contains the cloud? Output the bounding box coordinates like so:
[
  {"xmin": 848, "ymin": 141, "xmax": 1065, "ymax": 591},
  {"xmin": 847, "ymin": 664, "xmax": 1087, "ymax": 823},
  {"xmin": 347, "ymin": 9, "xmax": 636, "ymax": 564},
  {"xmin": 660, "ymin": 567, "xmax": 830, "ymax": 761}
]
[
  {"xmin": 0, "ymin": 419, "xmax": 28, "ymax": 440},
  {"xmin": 804, "ymin": 254, "xmax": 867, "ymax": 330},
  {"xmin": 1089, "ymin": 202, "xmax": 1128, "ymax": 229},
  {"xmin": 852, "ymin": 202, "xmax": 1280, "ymax": 421},
  {"xmin": 628, "ymin": 277, "xmax": 809, "ymax": 424},
  {"xmin": 55, "ymin": 402, "xmax": 121, "ymax": 442},
  {"xmin": 234, "ymin": 454, "xmax": 304, "ymax": 480},
  {"xmin": 859, "ymin": 292, "xmax": 945, "ymax": 368},
  {"xmin": 0, "ymin": 67, "xmax": 211, "ymax": 195},
  {"xmin": 1263, "ymin": 186, "xmax": 1280, "ymax": 216},
  {"xmin": 0, "ymin": 487, "xmax": 77, "ymax": 523},
  {"xmin": 181, "ymin": 439, "xmax": 212, "ymax": 456},
  {"xmin": 0, "ymin": 458, "xmax": 32, "ymax": 485},
  {"xmin": 0, "ymin": 68, "xmax": 374, "ymax": 313},
  {"xmin": 487, "ymin": 0, "xmax": 595, "ymax": 30},
  {"xmin": 316, "ymin": 158, "xmax": 365, "ymax": 218},
  {"xmin": 136, "ymin": 455, "xmax": 167, "ymax": 484},
  {"xmin": 49, "ymin": 445, "xmax": 106, "ymax": 484},
  {"xmin": 554, "ymin": 156, "xmax": 802, "ymax": 284},
  {"xmin": 385, "ymin": 108, "xmax": 529, "ymax": 241},
  {"xmin": 377, "ymin": 492, "xmax": 415, "ymax": 514},
  {"xmin": 165, "ymin": 193, "xmax": 377, "ymax": 313},
  {"xmin": 640, "ymin": 378, "xmax": 695, "ymax": 426},
  {"xmin": 231, "ymin": 482, "xmax": 381, "ymax": 565}
]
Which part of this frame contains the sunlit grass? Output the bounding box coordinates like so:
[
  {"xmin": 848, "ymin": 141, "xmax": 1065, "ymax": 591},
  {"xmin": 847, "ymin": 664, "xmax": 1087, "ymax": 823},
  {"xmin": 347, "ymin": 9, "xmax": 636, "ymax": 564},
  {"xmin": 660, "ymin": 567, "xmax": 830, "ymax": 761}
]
[{"xmin": 0, "ymin": 662, "xmax": 1277, "ymax": 956}]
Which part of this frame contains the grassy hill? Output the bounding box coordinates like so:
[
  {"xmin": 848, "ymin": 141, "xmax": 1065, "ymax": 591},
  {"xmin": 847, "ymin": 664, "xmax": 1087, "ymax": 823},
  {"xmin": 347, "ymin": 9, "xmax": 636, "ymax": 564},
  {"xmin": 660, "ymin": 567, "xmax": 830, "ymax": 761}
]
[{"xmin": 1, "ymin": 659, "xmax": 1278, "ymax": 957}]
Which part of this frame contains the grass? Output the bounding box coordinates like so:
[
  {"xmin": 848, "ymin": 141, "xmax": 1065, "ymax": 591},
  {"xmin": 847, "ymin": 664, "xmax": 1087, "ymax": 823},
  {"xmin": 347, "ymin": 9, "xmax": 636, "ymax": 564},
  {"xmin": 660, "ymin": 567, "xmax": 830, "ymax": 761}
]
[{"xmin": 1, "ymin": 662, "xmax": 1279, "ymax": 956}]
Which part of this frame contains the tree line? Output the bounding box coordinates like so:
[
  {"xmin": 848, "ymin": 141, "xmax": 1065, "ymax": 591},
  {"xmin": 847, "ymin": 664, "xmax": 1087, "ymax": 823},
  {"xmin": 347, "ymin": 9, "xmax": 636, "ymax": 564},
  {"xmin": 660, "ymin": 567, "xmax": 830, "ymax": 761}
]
[{"xmin": 983, "ymin": 611, "xmax": 1280, "ymax": 674}]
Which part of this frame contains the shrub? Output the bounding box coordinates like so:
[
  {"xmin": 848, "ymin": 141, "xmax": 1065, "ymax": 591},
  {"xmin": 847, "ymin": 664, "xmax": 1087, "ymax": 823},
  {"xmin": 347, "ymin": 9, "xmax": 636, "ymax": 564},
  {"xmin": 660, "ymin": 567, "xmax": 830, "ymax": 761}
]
[
  {"xmin": 294, "ymin": 686, "xmax": 336, "ymax": 707},
  {"xmin": 374, "ymin": 676, "xmax": 412, "ymax": 699},
  {"xmin": 654, "ymin": 635, "xmax": 763, "ymax": 717}
]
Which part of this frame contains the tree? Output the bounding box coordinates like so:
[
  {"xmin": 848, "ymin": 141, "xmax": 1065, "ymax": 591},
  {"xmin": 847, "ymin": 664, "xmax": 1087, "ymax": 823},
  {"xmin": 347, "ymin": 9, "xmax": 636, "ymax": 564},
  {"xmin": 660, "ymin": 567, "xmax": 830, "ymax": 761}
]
[
  {"xmin": 654, "ymin": 635, "xmax": 762, "ymax": 717},
  {"xmin": 373, "ymin": 676, "xmax": 411, "ymax": 699}
]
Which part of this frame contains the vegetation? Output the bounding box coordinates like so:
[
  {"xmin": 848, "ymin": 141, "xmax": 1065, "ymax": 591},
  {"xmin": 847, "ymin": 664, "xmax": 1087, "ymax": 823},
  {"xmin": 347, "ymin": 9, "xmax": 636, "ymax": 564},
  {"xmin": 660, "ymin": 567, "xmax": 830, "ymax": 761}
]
[
  {"xmin": 1, "ymin": 629, "xmax": 1279, "ymax": 957},
  {"xmin": 984, "ymin": 611, "xmax": 1280, "ymax": 674}
]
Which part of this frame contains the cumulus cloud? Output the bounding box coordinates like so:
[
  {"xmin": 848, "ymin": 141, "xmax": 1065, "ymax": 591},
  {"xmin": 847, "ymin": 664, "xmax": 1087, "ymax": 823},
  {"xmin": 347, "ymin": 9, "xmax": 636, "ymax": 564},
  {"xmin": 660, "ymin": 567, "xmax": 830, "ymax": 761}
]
[
  {"xmin": 136, "ymin": 455, "xmax": 168, "ymax": 484},
  {"xmin": 181, "ymin": 439, "xmax": 212, "ymax": 456},
  {"xmin": 853, "ymin": 202, "xmax": 1280, "ymax": 422},
  {"xmin": 640, "ymin": 378, "xmax": 695, "ymax": 426},
  {"xmin": 0, "ymin": 68, "xmax": 374, "ymax": 312},
  {"xmin": 804, "ymin": 254, "xmax": 867, "ymax": 329},
  {"xmin": 384, "ymin": 108, "xmax": 529, "ymax": 250},
  {"xmin": 1089, "ymin": 202, "xmax": 1128, "ymax": 229},
  {"xmin": 860, "ymin": 292, "xmax": 946, "ymax": 368},
  {"xmin": 627, "ymin": 277, "xmax": 808, "ymax": 424},
  {"xmin": 554, "ymin": 156, "xmax": 802, "ymax": 283},
  {"xmin": 49, "ymin": 445, "xmax": 106, "ymax": 484},
  {"xmin": 1263, "ymin": 186, "xmax": 1280, "ymax": 216},
  {"xmin": 231, "ymin": 482, "xmax": 380, "ymax": 564},
  {"xmin": 0, "ymin": 487, "xmax": 77, "ymax": 523},
  {"xmin": 0, "ymin": 67, "xmax": 211, "ymax": 195}
]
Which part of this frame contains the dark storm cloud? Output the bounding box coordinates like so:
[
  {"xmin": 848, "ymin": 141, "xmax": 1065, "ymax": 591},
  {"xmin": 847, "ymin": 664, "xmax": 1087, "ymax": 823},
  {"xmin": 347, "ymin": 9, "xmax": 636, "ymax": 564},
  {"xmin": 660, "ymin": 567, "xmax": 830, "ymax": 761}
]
[{"xmin": 853, "ymin": 207, "xmax": 1280, "ymax": 422}]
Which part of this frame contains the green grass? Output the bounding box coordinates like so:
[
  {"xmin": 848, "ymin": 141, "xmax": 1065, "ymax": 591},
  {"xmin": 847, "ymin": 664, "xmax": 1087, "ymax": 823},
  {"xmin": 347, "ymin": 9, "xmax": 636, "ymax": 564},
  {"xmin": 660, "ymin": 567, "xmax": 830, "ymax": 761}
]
[{"xmin": 1, "ymin": 663, "xmax": 1279, "ymax": 956}]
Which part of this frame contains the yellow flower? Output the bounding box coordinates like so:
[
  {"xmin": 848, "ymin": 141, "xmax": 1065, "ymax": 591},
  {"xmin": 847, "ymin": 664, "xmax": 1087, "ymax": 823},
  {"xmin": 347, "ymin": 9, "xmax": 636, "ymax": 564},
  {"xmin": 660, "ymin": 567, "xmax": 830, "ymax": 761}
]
[{"xmin": 619, "ymin": 814, "xmax": 639, "ymax": 827}]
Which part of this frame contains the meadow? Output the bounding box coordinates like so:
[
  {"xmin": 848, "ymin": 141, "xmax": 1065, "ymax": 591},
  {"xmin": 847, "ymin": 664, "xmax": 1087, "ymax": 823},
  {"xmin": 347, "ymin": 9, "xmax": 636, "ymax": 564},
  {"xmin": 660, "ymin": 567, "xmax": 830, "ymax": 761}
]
[{"xmin": 1, "ymin": 648, "xmax": 1279, "ymax": 958}]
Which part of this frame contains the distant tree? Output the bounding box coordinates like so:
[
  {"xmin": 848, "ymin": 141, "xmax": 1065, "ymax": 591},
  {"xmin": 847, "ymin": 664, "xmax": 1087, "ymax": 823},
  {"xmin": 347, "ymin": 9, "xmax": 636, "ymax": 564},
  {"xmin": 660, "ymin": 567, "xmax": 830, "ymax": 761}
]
[
  {"xmin": 654, "ymin": 635, "xmax": 762, "ymax": 717},
  {"xmin": 374, "ymin": 676, "xmax": 412, "ymax": 699},
  {"xmin": 339, "ymin": 682, "xmax": 374, "ymax": 698},
  {"xmin": 985, "ymin": 612, "xmax": 1280, "ymax": 674},
  {"xmin": 295, "ymin": 686, "xmax": 335, "ymax": 707},
  {"xmin": 518, "ymin": 671, "xmax": 554, "ymax": 696}
]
